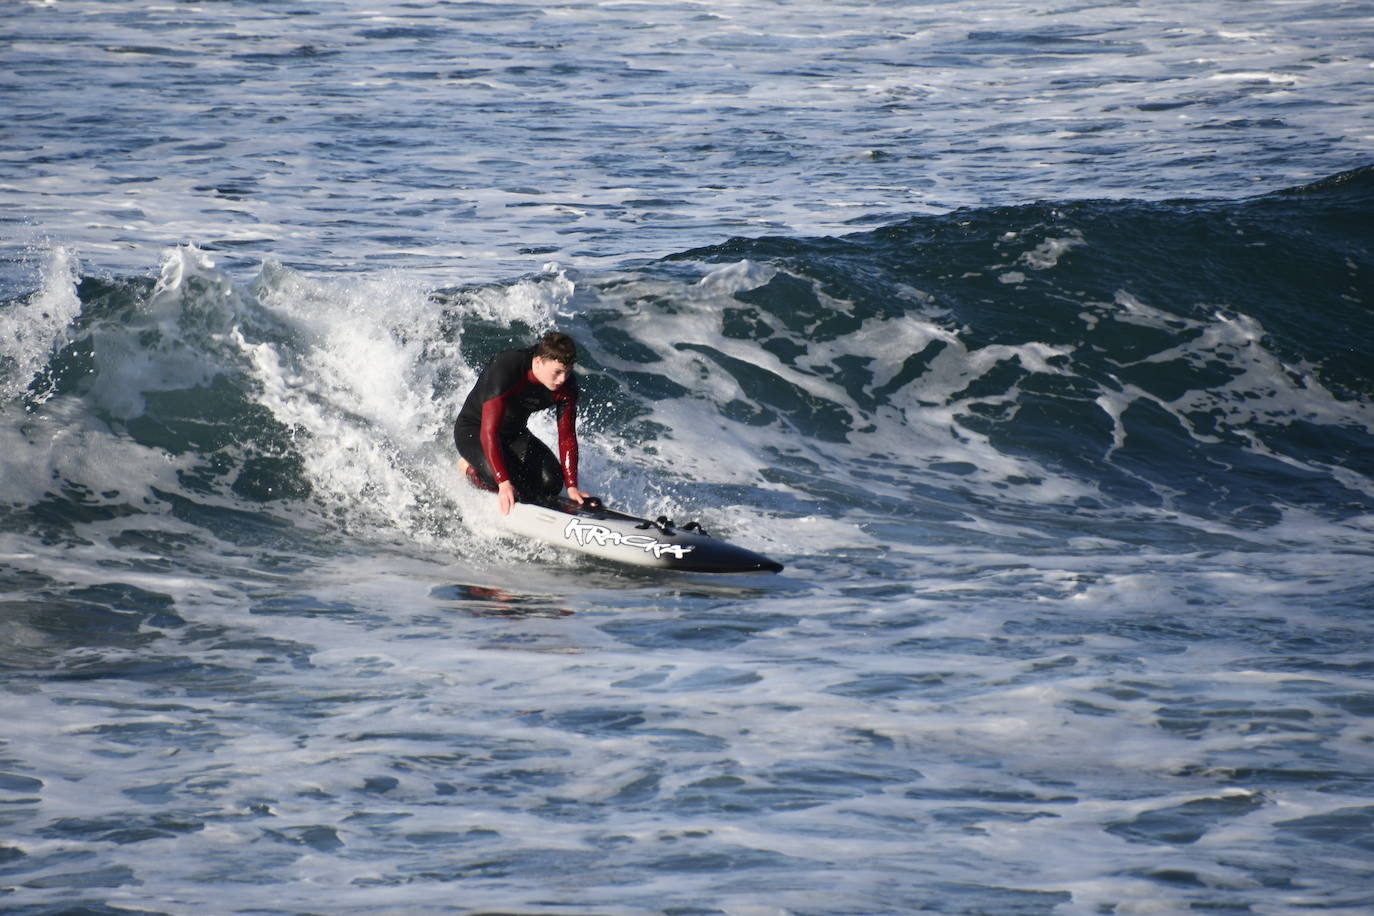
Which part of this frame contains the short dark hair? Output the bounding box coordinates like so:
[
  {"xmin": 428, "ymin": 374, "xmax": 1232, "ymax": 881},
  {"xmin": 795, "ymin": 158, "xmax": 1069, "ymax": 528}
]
[{"xmin": 535, "ymin": 331, "xmax": 577, "ymax": 366}]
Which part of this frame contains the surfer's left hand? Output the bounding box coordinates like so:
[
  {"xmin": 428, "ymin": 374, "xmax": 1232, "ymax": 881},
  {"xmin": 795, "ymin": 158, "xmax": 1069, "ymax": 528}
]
[{"xmin": 567, "ymin": 486, "xmax": 588, "ymax": 506}]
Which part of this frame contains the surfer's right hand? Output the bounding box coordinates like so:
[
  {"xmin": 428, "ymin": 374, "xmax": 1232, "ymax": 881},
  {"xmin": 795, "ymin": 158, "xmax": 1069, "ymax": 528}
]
[{"xmin": 497, "ymin": 481, "xmax": 517, "ymax": 515}]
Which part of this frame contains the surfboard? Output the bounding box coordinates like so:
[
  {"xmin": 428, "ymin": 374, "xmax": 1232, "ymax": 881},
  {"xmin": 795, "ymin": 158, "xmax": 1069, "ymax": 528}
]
[{"xmin": 492, "ymin": 495, "xmax": 784, "ymax": 574}]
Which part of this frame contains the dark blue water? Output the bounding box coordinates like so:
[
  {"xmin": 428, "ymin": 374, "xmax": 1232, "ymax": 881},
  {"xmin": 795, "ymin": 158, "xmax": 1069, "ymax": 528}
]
[
  {"xmin": 3, "ymin": 1, "xmax": 1373, "ymax": 913},
  {"xmin": 3, "ymin": 167, "xmax": 1371, "ymax": 915}
]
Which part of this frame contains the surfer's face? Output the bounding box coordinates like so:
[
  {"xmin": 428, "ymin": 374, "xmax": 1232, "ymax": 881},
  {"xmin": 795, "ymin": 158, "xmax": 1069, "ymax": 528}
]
[{"xmin": 531, "ymin": 356, "xmax": 572, "ymax": 390}]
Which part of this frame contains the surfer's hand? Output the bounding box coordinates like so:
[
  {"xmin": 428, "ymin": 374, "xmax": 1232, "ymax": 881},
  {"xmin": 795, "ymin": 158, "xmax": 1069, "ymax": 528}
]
[
  {"xmin": 497, "ymin": 481, "xmax": 516, "ymax": 515},
  {"xmin": 567, "ymin": 486, "xmax": 588, "ymax": 506}
]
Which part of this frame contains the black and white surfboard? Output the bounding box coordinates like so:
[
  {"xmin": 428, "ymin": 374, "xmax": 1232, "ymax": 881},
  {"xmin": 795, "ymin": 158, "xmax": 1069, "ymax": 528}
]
[{"xmin": 492, "ymin": 495, "xmax": 784, "ymax": 574}]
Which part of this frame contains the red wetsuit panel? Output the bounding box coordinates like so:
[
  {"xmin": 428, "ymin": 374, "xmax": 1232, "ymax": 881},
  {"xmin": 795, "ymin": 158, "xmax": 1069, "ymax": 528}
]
[{"xmin": 555, "ymin": 384, "xmax": 578, "ymax": 489}]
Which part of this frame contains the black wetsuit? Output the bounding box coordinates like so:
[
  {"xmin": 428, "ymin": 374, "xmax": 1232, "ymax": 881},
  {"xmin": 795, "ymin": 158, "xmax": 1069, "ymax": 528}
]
[{"xmin": 454, "ymin": 346, "xmax": 578, "ymax": 503}]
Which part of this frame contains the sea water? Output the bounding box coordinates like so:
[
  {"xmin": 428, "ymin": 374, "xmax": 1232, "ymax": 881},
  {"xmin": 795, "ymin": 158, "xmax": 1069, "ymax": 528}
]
[{"xmin": 2, "ymin": 2, "xmax": 1373, "ymax": 914}]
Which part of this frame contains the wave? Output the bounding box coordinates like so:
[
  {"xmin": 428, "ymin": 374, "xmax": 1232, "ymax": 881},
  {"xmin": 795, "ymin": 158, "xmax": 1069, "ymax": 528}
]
[
  {"xmin": 648, "ymin": 166, "xmax": 1374, "ymax": 528},
  {"xmin": 3, "ymin": 168, "xmax": 1371, "ymax": 560}
]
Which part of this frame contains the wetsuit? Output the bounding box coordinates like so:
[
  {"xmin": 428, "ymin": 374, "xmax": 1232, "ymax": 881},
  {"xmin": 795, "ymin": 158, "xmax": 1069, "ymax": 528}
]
[{"xmin": 454, "ymin": 345, "xmax": 578, "ymax": 503}]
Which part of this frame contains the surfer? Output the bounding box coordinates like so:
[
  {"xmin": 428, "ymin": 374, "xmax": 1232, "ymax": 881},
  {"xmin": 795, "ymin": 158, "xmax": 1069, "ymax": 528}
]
[{"xmin": 454, "ymin": 330, "xmax": 589, "ymax": 515}]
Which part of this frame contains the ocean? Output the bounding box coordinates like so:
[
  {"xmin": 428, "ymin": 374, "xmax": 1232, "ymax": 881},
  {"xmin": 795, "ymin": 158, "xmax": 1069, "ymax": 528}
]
[{"xmin": 3, "ymin": 1, "xmax": 1373, "ymax": 914}]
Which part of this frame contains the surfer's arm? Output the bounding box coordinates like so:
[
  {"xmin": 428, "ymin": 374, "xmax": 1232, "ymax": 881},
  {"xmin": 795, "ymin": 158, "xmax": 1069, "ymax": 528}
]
[
  {"xmin": 479, "ymin": 395, "xmax": 521, "ymax": 515},
  {"xmin": 479, "ymin": 398, "xmax": 511, "ymax": 486},
  {"xmin": 556, "ymin": 388, "xmax": 583, "ymax": 503}
]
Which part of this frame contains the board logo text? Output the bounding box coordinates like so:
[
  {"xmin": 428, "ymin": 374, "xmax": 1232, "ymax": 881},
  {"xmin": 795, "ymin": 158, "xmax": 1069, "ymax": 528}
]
[{"xmin": 563, "ymin": 517, "xmax": 695, "ymax": 559}]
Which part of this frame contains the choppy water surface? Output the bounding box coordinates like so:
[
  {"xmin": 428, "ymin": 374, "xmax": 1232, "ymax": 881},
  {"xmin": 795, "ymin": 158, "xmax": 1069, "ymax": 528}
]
[
  {"xmin": 3, "ymin": 1, "xmax": 1374, "ymax": 914},
  {"xmin": 5, "ymin": 0, "xmax": 1372, "ymax": 284}
]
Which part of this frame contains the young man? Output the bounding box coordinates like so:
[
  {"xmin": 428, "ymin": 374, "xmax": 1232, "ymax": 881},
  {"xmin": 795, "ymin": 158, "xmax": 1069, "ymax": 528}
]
[{"xmin": 454, "ymin": 331, "xmax": 589, "ymax": 515}]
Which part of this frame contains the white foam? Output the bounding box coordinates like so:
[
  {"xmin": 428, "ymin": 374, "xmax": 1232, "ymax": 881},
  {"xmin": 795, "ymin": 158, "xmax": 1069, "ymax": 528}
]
[
  {"xmin": 0, "ymin": 246, "xmax": 82, "ymax": 404},
  {"xmin": 1086, "ymin": 291, "xmax": 1374, "ymax": 500},
  {"xmin": 1018, "ymin": 231, "xmax": 1085, "ymax": 270}
]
